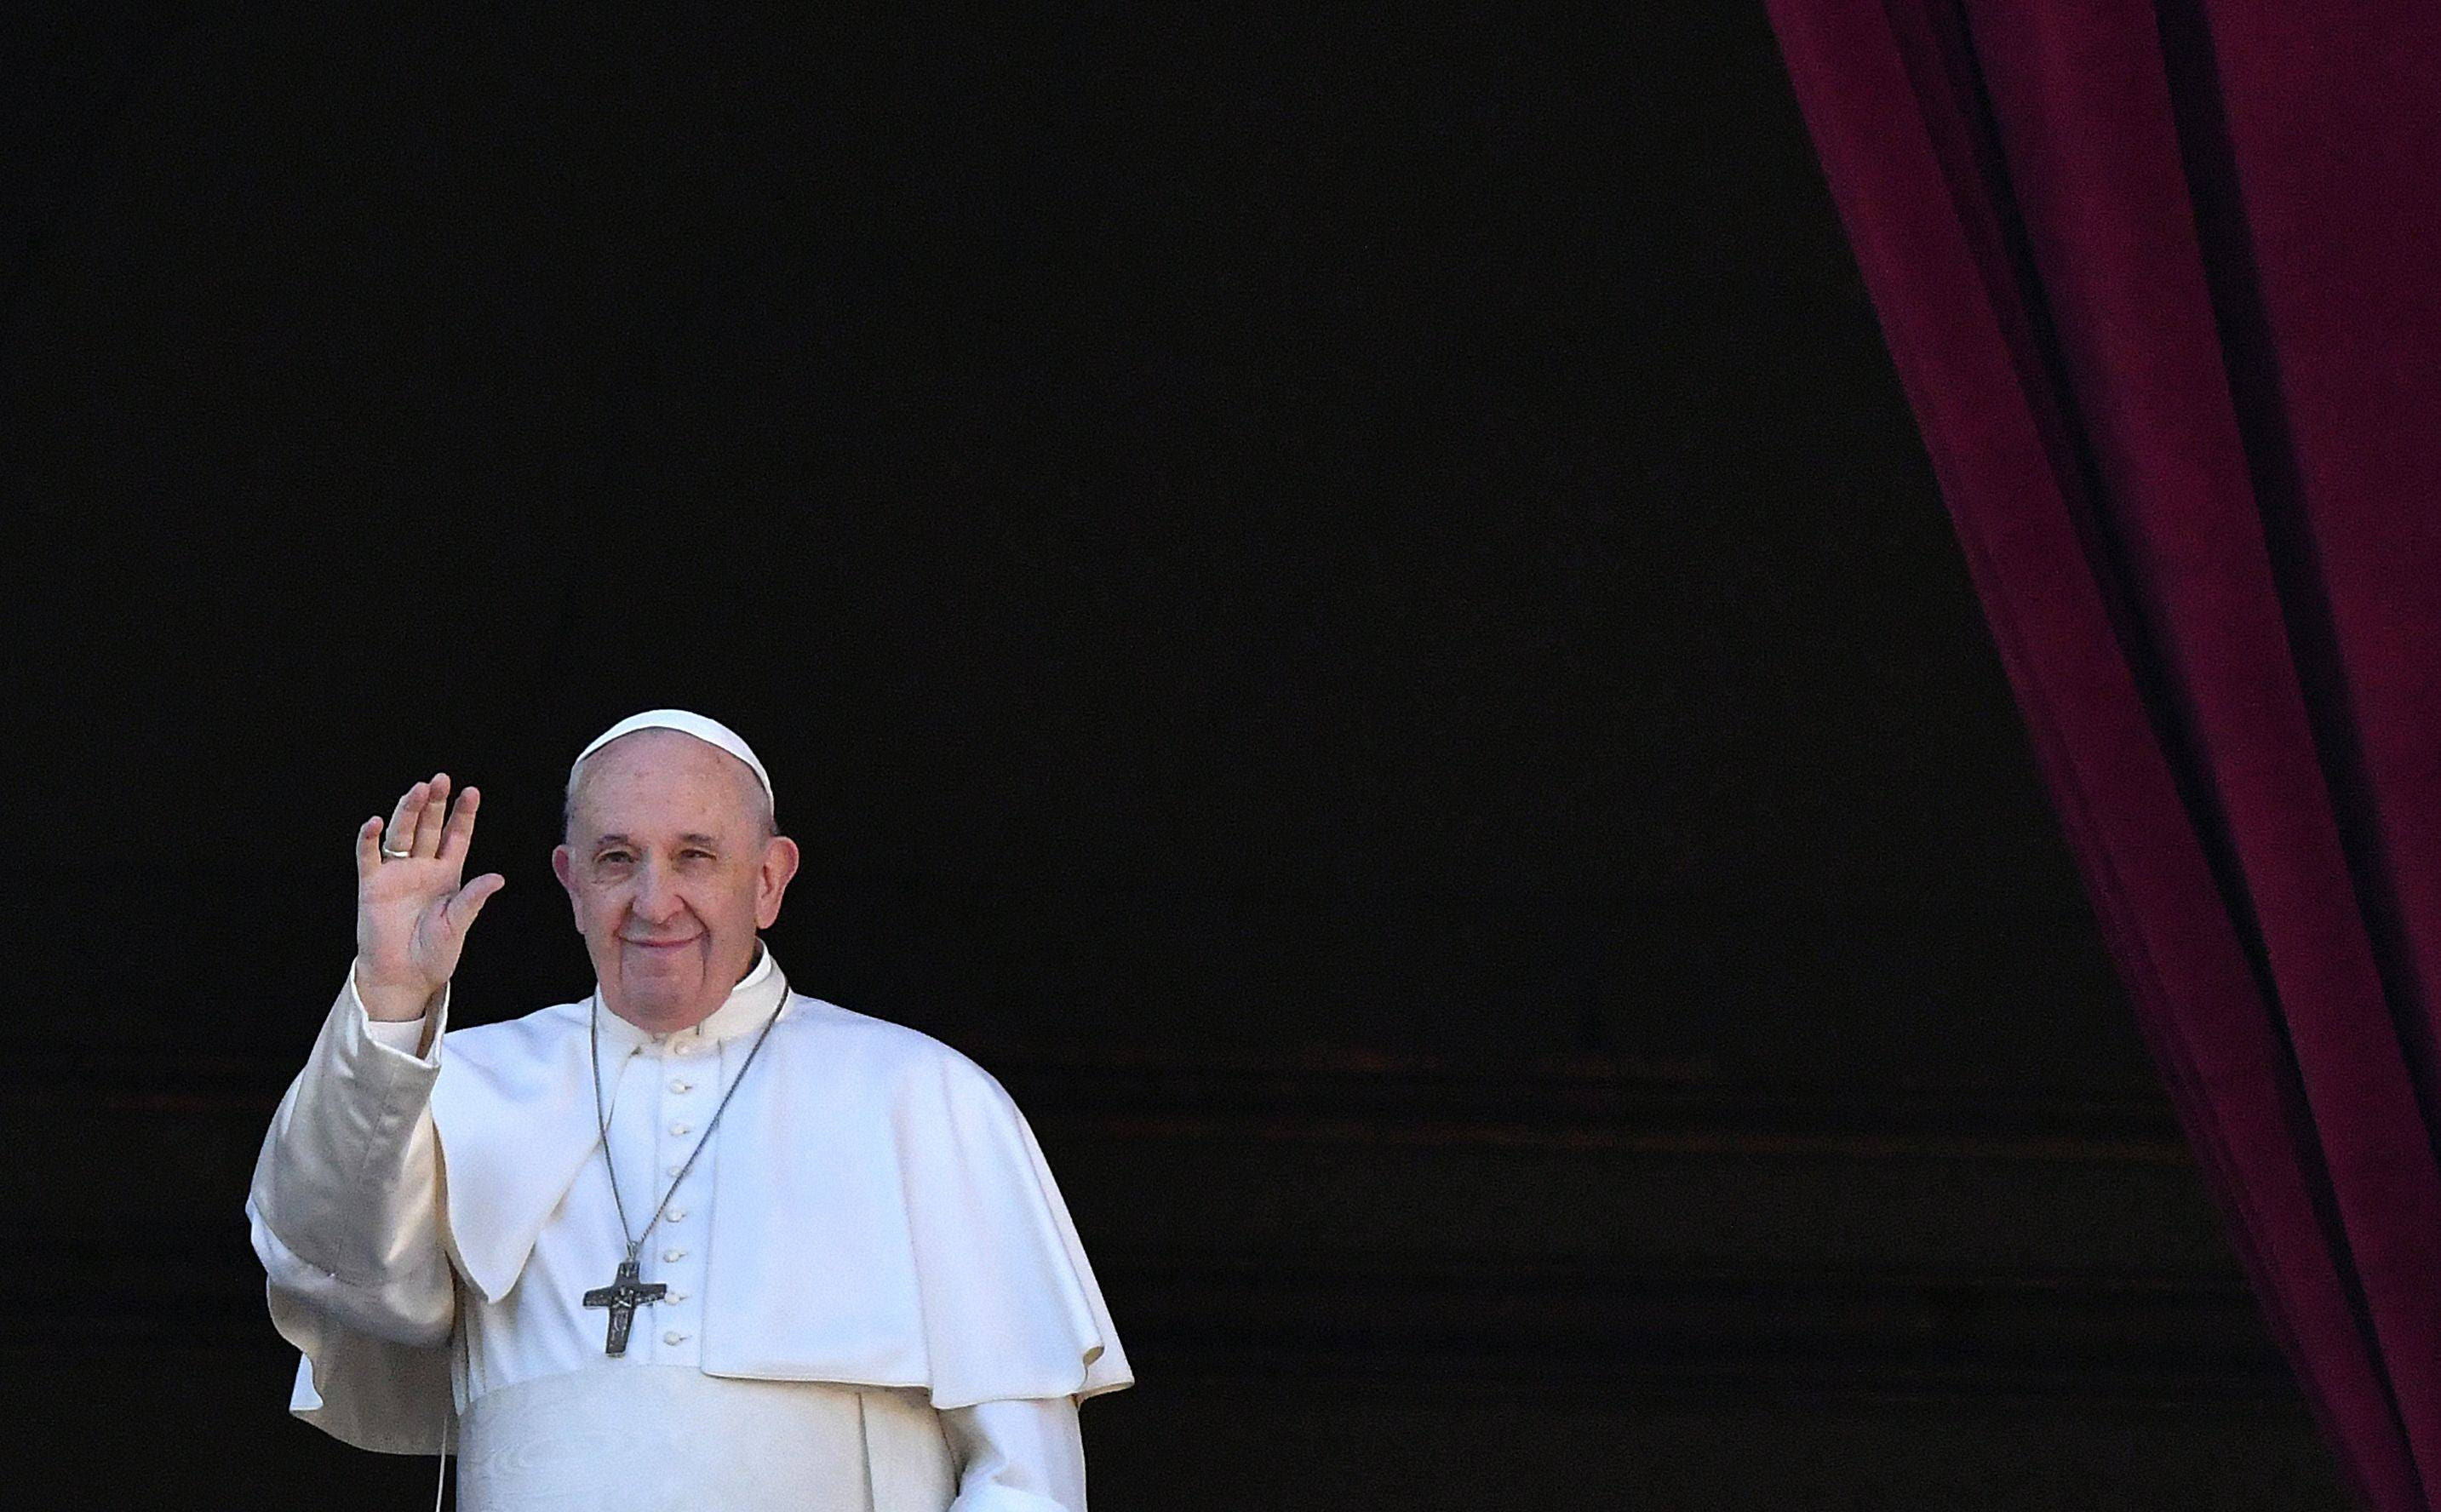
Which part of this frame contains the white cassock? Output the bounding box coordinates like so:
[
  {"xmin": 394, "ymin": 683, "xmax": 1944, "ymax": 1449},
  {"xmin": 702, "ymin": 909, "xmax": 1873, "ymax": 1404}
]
[{"xmin": 245, "ymin": 942, "xmax": 1132, "ymax": 1511}]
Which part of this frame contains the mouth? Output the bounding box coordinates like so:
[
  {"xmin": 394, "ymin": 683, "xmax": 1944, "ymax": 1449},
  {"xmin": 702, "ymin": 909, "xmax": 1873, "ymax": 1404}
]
[{"xmin": 621, "ymin": 936, "xmax": 702, "ymax": 952}]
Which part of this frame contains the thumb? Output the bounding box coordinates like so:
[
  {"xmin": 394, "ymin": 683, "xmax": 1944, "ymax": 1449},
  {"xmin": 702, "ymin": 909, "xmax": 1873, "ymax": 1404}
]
[{"xmin": 447, "ymin": 873, "xmax": 507, "ymax": 930}]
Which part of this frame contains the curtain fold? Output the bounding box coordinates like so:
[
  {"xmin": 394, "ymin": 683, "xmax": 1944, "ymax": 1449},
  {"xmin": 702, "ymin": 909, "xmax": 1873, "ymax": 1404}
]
[{"xmin": 1765, "ymin": 3, "xmax": 2441, "ymax": 1506}]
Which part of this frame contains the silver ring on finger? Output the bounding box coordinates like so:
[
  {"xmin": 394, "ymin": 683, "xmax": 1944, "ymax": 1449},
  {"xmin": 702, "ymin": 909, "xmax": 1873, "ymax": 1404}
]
[{"xmin": 381, "ymin": 845, "xmax": 415, "ymax": 860}]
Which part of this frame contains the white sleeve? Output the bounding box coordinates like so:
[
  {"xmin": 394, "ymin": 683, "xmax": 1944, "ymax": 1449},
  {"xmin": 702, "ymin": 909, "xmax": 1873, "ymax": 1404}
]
[
  {"xmin": 243, "ymin": 964, "xmax": 458, "ymax": 1349},
  {"xmin": 361, "ymin": 1011, "xmax": 429, "ymax": 1054},
  {"xmin": 939, "ymin": 1395, "xmax": 1090, "ymax": 1512}
]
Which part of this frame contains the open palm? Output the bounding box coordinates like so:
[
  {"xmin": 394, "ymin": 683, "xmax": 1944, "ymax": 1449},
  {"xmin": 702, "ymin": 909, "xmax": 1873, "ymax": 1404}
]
[{"xmin": 353, "ymin": 773, "xmax": 506, "ymax": 1007}]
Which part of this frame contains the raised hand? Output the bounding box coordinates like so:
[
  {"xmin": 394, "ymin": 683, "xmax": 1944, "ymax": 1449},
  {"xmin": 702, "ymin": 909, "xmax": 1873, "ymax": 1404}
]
[{"xmin": 352, "ymin": 773, "xmax": 507, "ymax": 1022}]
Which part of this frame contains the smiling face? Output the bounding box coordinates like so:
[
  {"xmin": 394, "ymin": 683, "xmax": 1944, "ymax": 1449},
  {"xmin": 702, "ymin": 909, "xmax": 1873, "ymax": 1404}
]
[{"xmin": 550, "ymin": 728, "xmax": 801, "ymax": 1034}]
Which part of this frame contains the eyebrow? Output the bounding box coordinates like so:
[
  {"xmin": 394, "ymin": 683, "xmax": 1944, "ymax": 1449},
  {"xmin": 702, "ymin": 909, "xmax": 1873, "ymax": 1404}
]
[{"xmin": 593, "ymin": 833, "xmax": 725, "ymax": 849}]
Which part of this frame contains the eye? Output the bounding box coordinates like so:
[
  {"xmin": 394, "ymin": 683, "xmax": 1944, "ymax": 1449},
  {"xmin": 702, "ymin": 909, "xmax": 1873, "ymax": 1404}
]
[{"xmin": 597, "ymin": 850, "xmax": 633, "ymax": 865}]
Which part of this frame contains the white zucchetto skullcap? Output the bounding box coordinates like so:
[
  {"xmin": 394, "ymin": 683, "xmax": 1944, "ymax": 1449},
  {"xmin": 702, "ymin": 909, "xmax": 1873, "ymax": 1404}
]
[{"xmin": 570, "ymin": 708, "xmax": 775, "ymax": 819}]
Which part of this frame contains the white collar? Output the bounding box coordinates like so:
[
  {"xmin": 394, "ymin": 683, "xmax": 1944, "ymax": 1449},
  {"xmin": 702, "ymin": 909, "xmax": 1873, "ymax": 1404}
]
[{"xmin": 591, "ymin": 940, "xmax": 789, "ymax": 1052}]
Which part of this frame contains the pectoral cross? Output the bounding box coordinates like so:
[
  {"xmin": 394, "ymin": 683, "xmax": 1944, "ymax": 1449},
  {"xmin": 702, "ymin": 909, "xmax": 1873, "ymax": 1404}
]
[{"xmin": 582, "ymin": 1257, "xmax": 667, "ymax": 1356}]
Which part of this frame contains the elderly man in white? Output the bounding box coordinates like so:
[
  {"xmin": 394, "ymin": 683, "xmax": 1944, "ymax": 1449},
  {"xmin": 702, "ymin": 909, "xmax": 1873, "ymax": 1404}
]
[{"xmin": 246, "ymin": 710, "xmax": 1131, "ymax": 1512}]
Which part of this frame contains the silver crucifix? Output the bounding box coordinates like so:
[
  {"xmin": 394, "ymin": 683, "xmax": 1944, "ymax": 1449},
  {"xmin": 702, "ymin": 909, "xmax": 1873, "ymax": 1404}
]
[{"xmin": 581, "ymin": 1256, "xmax": 668, "ymax": 1356}]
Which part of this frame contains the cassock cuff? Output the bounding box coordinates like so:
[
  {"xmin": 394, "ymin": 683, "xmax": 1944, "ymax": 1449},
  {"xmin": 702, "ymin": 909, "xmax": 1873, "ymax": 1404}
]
[{"xmin": 345, "ymin": 962, "xmax": 452, "ymax": 1068}]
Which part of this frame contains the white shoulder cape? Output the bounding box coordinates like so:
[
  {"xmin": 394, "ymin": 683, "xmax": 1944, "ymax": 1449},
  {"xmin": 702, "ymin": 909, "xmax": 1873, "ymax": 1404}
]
[{"xmin": 270, "ymin": 991, "xmax": 1132, "ymax": 1452}]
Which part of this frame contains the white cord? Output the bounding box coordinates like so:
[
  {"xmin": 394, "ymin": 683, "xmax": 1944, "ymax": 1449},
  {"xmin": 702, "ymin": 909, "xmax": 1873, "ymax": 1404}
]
[
  {"xmin": 433, "ymin": 1278, "xmax": 463, "ymax": 1511},
  {"xmin": 433, "ymin": 1403, "xmax": 451, "ymax": 1512}
]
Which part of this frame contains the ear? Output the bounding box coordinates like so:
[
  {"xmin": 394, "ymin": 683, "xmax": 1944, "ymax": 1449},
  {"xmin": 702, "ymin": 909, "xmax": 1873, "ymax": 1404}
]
[
  {"xmin": 551, "ymin": 844, "xmax": 580, "ymax": 925},
  {"xmin": 754, "ymin": 835, "xmax": 801, "ymax": 930}
]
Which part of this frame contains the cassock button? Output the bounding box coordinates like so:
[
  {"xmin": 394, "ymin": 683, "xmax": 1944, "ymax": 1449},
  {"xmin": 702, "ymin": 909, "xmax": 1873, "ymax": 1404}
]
[
  {"xmin": 662, "ymin": 1248, "xmax": 686, "ymax": 1263},
  {"xmin": 666, "ymin": 1207, "xmax": 687, "ymax": 1223},
  {"xmin": 663, "ymin": 1330, "xmax": 686, "ymax": 1346},
  {"xmin": 668, "ymin": 1122, "xmax": 690, "ymax": 1136},
  {"xmin": 669, "ymin": 1079, "xmax": 693, "ymax": 1093},
  {"xmin": 666, "ymin": 1163, "xmax": 685, "ymax": 1177}
]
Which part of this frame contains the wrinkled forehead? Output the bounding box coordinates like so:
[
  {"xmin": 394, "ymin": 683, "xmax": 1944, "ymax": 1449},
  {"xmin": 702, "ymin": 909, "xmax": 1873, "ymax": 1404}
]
[{"xmin": 566, "ymin": 729, "xmax": 768, "ymax": 833}]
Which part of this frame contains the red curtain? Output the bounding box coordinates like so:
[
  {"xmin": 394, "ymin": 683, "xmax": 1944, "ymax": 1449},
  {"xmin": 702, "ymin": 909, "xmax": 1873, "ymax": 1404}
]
[{"xmin": 1764, "ymin": 3, "xmax": 2441, "ymax": 1506}]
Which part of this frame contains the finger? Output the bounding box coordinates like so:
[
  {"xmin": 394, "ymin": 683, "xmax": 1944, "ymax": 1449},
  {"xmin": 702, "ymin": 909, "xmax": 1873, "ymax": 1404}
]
[
  {"xmin": 355, "ymin": 816, "xmax": 383, "ymax": 882},
  {"xmin": 415, "ymin": 773, "xmax": 450, "ymax": 859},
  {"xmin": 437, "ymin": 784, "xmax": 481, "ymax": 866},
  {"xmin": 444, "ymin": 872, "xmax": 507, "ymax": 932},
  {"xmin": 387, "ymin": 781, "xmax": 429, "ymax": 856}
]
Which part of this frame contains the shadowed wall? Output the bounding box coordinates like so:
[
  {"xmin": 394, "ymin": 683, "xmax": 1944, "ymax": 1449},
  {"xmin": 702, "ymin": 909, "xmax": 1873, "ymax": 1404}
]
[{"xmin": 6, "ymin": 4, "xmax": 2347, "ymax": 1507}]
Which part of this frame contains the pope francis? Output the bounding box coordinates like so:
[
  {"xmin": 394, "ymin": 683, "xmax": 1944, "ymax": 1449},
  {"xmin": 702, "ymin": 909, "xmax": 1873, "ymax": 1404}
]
[{"xmin": 245, "ymin": 709, "xmax": 1132, "ymax": 1511}]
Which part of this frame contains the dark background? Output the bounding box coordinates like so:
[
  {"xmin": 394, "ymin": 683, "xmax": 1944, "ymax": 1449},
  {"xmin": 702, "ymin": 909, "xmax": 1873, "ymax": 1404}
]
[{"xmin": 5, "ymin": 4, "xmax": 2353, "ymax": 1509}]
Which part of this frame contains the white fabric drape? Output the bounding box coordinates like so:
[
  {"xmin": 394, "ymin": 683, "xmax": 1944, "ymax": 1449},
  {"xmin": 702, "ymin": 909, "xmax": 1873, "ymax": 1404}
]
[{"xmin": 246, "ymin": 944, "xmax": 1118, "ymax": 1510}]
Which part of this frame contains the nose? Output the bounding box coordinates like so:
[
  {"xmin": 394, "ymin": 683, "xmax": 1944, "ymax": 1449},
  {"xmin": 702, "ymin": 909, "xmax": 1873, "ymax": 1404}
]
[{"xmin": 629, "ymin": 861, "xmax": 685, "ymax": 925}]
